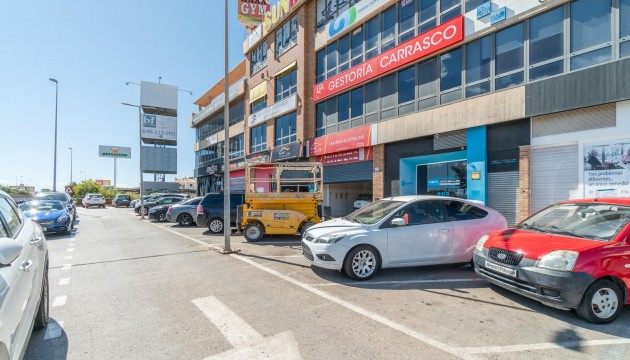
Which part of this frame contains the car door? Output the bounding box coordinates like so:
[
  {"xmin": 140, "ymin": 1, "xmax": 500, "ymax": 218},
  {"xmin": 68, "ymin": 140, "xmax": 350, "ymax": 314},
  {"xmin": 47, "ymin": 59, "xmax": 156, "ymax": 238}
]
[
  {"xmin": 386, "ymin": 200, "xmax": 453, "ymax": 264},
  {"xmin": 0, "ymin": 196, "xmax": 39, "ymax": 359}
]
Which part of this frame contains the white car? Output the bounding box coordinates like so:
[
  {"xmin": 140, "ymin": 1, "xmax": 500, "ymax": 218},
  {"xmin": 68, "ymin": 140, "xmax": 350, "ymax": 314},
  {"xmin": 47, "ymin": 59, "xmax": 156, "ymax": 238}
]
[
  {"xmin": 353, "ymin": 194, "xmax": 372, "ymax": 210},
  {"xmin": 83, "ymin": 193, "xmax": 106, "ymax": 208},
  {"xmin": 302, "ymin": 195, "xmax": 507, "ymax": 280},
  {"xmin": 0, "ymin": 190, "xmax": 49, "ymax": 359}
]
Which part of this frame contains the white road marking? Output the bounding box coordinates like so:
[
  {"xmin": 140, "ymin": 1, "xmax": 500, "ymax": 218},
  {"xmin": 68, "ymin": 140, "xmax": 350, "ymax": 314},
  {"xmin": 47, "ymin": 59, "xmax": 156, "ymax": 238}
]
[
  {"xmin": 462, "ymin": 339, "xmax": 630, "ymax": 354},
  {"xmin": 58, "ymin": 278, "xmax": 70, "ymax": 286},
  {"xmin": 61, "ymin": 264, "xmax": 72, "ymax": 270},
  {"xmin": 264, "ymin": 255, "xmax": 303, "ymax": 258},
  {"xmin": 44, "ymin": 321, "xmax": 64, "ymax": 340},
  {"xmin": 192, "ymin": 296, "xmax": 302, "ymax": 360},
  {"xmin": 68, "ymin": 243, "xmax": 75, "ymax": 247},
  {"xmin": 64, "ymin": 256, "xmax": 73, "ymax": 260},
  {"xmin": 311, "ymin": 278, "xmax": 485, "ymax": 287},
  {"xmin": 69, "ymin": 238, "xmax": 76, "ymax": 242},
  {"xmin": 67, "ymin": 248, "xmax": 75, "ymax": 252},
  {"xmin": 52, "ymin": 295, "xmax": 67, "ymax": 307}
]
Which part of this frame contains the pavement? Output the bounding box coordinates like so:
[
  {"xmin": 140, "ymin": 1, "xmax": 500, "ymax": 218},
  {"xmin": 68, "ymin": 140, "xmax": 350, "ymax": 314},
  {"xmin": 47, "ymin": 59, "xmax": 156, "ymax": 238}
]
[{"xmin": 25, "ymin": 206, "xmax": 630, "ymax": 359}]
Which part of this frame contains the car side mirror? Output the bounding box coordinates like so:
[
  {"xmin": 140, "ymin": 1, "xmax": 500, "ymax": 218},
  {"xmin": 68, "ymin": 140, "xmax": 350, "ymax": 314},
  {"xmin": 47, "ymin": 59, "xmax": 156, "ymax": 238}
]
[
  {"xmin": 391, "ymin": 218, "xmax": 406, "ymax": 227},
  {"xmin": 0, "ymin": 238, "xmax": 23, "ymax": 266}
]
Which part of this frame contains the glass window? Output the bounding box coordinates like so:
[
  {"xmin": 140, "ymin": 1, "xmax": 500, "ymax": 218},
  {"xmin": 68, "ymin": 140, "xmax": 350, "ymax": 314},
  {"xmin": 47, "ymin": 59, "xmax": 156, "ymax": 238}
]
[
  {"xmin": 495, "ymin": 72, "xmax": 524, "ymax": 90},
  {"xmin": 440, "ymin": 48, "xmax": 462, "ymax": 91},
  {"xmin": 444, "ymin": 200, "xmax": 488, "ymax": 221},
  {"xmin": 275, "ymin": 112, "xmax": 297, "ymax": 146},
  {"xmin": 399, "ymin": 0, "xmax": 416, "ymax": 43},
  {"xmin": 465, "ymin": 0, "xmax": 487, "ymax": 13},
  {"xmin": 338, "ymin": 92, "xmax": 350, "ymax": 122},
  {"xmin": 570, "ymin": 0, "xmax": 611, "ymax": 53},
  {"xmin": 441, "ymin": 0, "xmax": 460, "ymax": 12},
  {"xmin": 316, "ymin": 0, "xmax": 327, "ymax": 30},
  {"xmin": 622, "ymin": 0, "xmax": 630, "ymax": 38},
  {"xmin": 419, "ymin": 160, "xmax": 467, "ymax": 198},
  {"xmin": 365, "ymin": 16, "xmax": 380, "ymax": 60},
  {"xmin": 381, "ymin": 74, "xmax": 397, "ymax": 109},
  {"xmin": 351, "ymin": 87, "xmax": 364, "ymax": 118},
  {"xmin": 365, "ymin": 81, "xmax": 379, "ymax": 114},
  {"xmin": 496, "ymin": 23, "xmax": 524, "ymax": 75},
  {"xmin": 621, "ymin": 42, "xmax": 630, "ymax": 59},
  {"xmin": 326, "ymin": 43, "xmax": 338, "ymax": 78},
  {"xmin": 465, "ymin": 36, "xmax": 491, "ymax": 84},
  {"xmin": 398, "ymin": 66, "xmax": 416, "ymax": 104},
  {"xmin": 381, "ymin": 6, "xmax": 397, "ymax": 51},
  {"xmin": 229, "ymin": 133, "xmax": 244, "ymax": 159},
  {"xmin": 317, "ymin": 49, "xmax": 326, "ymax": 83},
  {"xmin": 275, "ymin": 69, "xmax": 297, "ymax": 101},
  {"xmin": 570, "ymin": 46, "xmax": 612, "ymax": 71},
  {"xmin": 0, "ymin": 198, "xmax": 21, "ymax": 237},
  {"xmin": 250, "ymin": 42, "xmax": 268, "ymax": 75},
  {"xmin": 276, "ymin": 16, "xmax": 298, "ymax": 57},
  {"xmin": 250, "ymin": 123, "xmax": 267, "ymax": 153},
  {"xmin": 395, "ymin": 201, "xmax": 447, "ymax": 225},
  {"xmin": 419, "ymin": 0, "xmax": 437, "ymax": 26},
  {"xmin": 316, "ymin": 102, "xmax": 326, "ymax": 137},
  {"xmin": 418, "ymin": 57, "xmax": 438, "ymax": 98},
  {"xmin": 339, "ymin": 34, "xmax": 350, "ymax": 72},
  {"xmin": 351, "ymin": 27, "xmax": 364, "ymax": 66},
  {"xmin": 440, "ymin": 5, "xmax": 460, "ymax": 23},
  {"xmin": 326, "ymin": 97, "xmax": 338, "ymax": 125},
  {"xmin": 529, "ymin": 7, "xmax": 564, "ymax": 80}
]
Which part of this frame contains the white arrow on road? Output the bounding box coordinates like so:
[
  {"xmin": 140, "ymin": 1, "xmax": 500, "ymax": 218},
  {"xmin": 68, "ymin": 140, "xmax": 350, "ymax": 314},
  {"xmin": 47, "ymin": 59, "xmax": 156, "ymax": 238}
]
[{"xmin": 192, "ymin": 296, "xmax": 302, "ymax": 360}]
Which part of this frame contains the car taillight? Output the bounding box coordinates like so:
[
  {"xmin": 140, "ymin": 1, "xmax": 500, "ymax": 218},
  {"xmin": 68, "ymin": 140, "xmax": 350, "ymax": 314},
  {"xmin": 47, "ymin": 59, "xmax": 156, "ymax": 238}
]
[{"xmin": 197, "ymin": 205, "xmax": 203, "ymax": 215}]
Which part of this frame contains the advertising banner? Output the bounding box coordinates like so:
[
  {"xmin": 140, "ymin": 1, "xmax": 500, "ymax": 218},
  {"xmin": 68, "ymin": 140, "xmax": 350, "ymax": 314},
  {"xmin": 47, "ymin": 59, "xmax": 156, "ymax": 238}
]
[
  {"xmin": 246, "ymin": 150, "xmax": 271, "ymax": 165},
  {"xmin": 317, "ymin": 147, "xmax": 373, "ymax": 166},
  {"xmin": 583, "ymin": 139, "xmax": 630, "ymax": 197},
  {"xmin": 238, "ymin": 0, "xmax": 270, "ymax": 28},
  {"xmin": 99, "ymin": 145, "xmax": 131, "ymax": 159},
  {"xmin": 271, "ymin": 141, "xmax": 302, "ymax": 162},
  {"xmin": 140, "ymin": 81, "xmax": 178, "ymax": 111},
  {"xmin": 325, "ymin": 0, "xmax": 390, "ymax": 40},
  {"xmin": 248, "ymin": 93, "xmax": 297, "ymax": 127},
  {"xmin": 312, "ymin": 16, "xmax": 464, "ymax": 102},
  {"xmin": 309, "ymin": 125, "xmax": 372, "ymax": 156},
  {"xmin": 95, "ymin": 180, "xmax": 111, "ymax": 186},
  {"xmin": 142, "ymin": 114, "xmax": 177, "ymax": 145}
]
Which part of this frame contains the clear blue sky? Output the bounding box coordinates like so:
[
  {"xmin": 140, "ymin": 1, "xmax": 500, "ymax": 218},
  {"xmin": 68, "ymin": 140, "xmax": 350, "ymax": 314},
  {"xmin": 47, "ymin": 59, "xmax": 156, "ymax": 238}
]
[{"xmin": 0, "ymin": 0, "xmax": 247, "ymax": 191}]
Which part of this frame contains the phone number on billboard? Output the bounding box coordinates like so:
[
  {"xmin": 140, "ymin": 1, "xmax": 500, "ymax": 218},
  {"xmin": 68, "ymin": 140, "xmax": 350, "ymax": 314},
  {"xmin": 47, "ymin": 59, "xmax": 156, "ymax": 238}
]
[{"xmin": 143, "ymin": 129, "xmax": 176, "ymax": 137}]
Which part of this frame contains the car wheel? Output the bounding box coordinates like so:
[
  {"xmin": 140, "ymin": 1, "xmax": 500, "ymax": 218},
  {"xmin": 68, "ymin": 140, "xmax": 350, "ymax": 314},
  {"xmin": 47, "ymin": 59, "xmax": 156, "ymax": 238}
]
[
  {"xmin": 343, "ymin": 245, "xmax": 380, "ymax": 281},
  {"xmin": 142, "ymin": 207, "xmax": 148, "ymax": 216},
  {"xmin": 208, "ymin": 218, "xmax": 224, "ymax": 234},
  {"xmin": 244, "ymin": 223, "xmax": 263, "ymax": 242},
  {"xmin": 300, "ymin": 221, "xmax": 316, "ymax": 236},
  {"xmin": 158, "ymin": 213, "xmax": 167, "ymax": 222},
  {"xmin": 576, "ymin": 279, "xmax": 623, "ymax": 324},
  {"xmin": 33, "ymin": 260, "xmax": 49, "ymax": 330},
  {"xmin": 178, "ymin": 213, "xmax": 193, "ymax": 226}
]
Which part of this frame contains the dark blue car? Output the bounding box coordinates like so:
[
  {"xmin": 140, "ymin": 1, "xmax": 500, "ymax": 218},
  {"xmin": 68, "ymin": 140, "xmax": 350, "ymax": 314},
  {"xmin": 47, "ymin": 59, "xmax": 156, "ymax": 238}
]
[{"xmin": 19, "ymin": 200, "xmax": 74, "ymax": 234}]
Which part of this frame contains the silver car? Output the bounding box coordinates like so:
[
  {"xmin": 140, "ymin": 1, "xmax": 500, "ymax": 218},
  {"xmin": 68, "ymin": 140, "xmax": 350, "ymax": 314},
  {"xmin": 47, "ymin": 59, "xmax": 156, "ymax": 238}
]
[
  {"xmin": 166, "ymin": 197, "xmax": 203, "ymax": 226},
  {"xmin": 0, "ymin": 190, "xmax": 49, "ymax": 359}
]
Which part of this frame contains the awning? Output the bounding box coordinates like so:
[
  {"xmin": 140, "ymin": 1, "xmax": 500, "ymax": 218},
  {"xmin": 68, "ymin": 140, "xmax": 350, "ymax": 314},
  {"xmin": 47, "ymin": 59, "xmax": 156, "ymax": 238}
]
[
  {"xmin": 274, "ymin": 61, "xmax": 297, "ymax": 77},
  {"xmin": 249, "ymin": 81, "xmax": 267, "ymax": 104}
]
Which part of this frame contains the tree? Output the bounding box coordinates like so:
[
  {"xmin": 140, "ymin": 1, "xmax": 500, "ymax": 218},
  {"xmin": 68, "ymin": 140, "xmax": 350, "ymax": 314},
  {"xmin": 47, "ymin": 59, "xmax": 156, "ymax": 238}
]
[{"xmin": 71, "ymin": 180, "xmax": 102, "ymax": 199}]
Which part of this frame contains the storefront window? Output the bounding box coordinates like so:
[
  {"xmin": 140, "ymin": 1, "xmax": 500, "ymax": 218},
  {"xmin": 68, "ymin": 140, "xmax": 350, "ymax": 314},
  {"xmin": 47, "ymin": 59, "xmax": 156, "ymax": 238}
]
[
  {"xmin": 418, "ymin": 160, "xmax": 467, "ymax": 198},
  {"xmin": 465, "ymin": 36, "xmax": 491, "ymax": 97},
  {"xmin": 529, "ymin": 7, "xmax": 564, "ymax": 81},
  {"xmin": 381, "ymin": 6, "xmax": 397, "ymax": 52},
  {"xmin": 250, "ymin": 123, "xmax": 267, "ymax": 153},
  {"xmin": 275, "ymin": 112, "xmax": 297, "ymax": 146},
  {"xmin": 495, "ymin": 22, "xmax": 524, "ymax": 90},
  {"xmin": 275, "ymin": 69, "xmax": 297, "ymax": 101},
  {"xmin": 570, "ymin": 0, "xmax": 611, "ymax": 70},
  {"xmin": 250, "ymin": 42, "xmax": 267, "ymax": 75},
  {"xmin": 399, "ymin": 0, "xmax": 416, "ymax": 43}
]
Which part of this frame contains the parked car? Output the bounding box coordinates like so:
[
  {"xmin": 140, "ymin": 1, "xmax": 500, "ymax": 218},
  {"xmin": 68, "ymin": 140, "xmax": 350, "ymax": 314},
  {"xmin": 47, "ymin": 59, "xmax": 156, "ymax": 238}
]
[
  {"xmin": 474, "ymin": 198, "xmax": 630, "ymax": 324},
  {"xmin": 130, "ymin": 195, "xmax": 156, "ymax": 208},
  {"xmin": 135, "ymin": 196, "xmax": 184, "ymax": 216},
  {"xmin": 112, "ymin": 194, "xmax": 132, "ymax": 207},
  {"xmin": 33, "ymin": 191, "xmax": 76, "ymax": 222},
  {"xmin": 167, "ymin": 197, "xmax": 203, "ymax": 226},
  {"xmin": 353, "ymin": 194, "xmax": 373, "ymax": 210},
  {"xmin": 83, "ymin": 193, "xmax": 106, "ymax": 208},
  {"xmin": 19, "ymin": 200, "xmax": 74, "ymax": 234},
  {"xmin": 196, "ymin": 193, "xmax": 245, "ymax": 234},
  {"xmin": 302, "ymin": 196, "xmax": 506, "ymax": 280},
  {"xmin": 0, "ymin": 190, "xmax": 49, "ymax": 359},
  {"xmin": 148, "ymin": 205, "xmax": 170, "ymax": 222}
]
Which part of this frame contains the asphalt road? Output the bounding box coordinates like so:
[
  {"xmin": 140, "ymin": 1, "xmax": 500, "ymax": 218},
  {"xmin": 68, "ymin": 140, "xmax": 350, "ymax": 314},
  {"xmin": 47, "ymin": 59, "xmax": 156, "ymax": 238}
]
[{"xmin": 25, "ymin": 206, "xmax": 630, "ymax": 360}]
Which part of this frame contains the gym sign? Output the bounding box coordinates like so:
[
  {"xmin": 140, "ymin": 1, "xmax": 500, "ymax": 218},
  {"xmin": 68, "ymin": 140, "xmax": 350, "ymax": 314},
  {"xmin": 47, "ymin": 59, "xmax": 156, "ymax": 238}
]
[
  {"xmin": 262, "ymin": 0, "xmax": 301, "ymax": 32},
  {"xmin": 313, "ymin": 16, "xmax": 464, "ymax": 102}
]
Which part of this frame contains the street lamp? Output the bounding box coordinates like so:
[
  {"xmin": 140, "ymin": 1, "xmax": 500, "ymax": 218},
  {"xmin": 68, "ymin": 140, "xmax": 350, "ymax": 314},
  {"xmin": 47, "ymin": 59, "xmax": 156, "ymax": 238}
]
[
  {"xmin": 121, "ymin": 102, "xmax": 148, "ymax": 220},
  {"xmin": 68, "ymin": 147, "xmax": 73, "ymax": 184},
  {"xmin": 49, "ymin": 78, "xmax": 58, "ymax": 191}
]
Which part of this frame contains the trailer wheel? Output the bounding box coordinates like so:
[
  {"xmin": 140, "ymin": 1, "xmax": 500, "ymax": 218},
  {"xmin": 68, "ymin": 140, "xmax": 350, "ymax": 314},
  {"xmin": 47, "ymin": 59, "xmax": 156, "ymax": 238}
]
[{"xmin": 245, "ymin": 223, "xmax": 264, "ymax": 242}]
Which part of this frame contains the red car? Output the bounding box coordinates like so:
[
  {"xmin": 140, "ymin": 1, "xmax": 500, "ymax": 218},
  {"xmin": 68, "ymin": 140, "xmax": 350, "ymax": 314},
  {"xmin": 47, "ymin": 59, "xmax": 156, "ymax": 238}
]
[{"xmin": 473, "ymin": 198, "xmax": 630, "ymax": 324}]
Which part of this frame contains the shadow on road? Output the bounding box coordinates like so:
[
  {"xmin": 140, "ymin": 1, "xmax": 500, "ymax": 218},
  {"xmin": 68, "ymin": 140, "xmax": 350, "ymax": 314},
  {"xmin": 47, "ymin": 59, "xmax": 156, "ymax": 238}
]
[
  {"xmin": 44, "ymin": 227, "xmax": 79, "ymax": 241},
  {"xmin": 25, "ymin": 318, "xmax": 68, "ymax": 360}
]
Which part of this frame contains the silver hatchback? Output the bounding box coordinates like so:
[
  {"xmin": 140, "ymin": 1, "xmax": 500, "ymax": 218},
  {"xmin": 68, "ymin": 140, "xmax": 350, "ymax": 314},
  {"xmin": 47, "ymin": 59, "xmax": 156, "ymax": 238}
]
[{"xmin": 166, "ymin": 197, "xmax": 203, "ymax": 226}]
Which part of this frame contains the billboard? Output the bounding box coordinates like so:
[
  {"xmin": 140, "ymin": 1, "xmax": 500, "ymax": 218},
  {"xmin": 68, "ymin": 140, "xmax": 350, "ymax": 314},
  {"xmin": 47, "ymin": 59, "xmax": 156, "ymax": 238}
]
[
  {"xmin": 583, "ymin": 139, "xmax": 630, "ymax": 198},
  {"xmin": 99, "ymin": 145, "xmax": 131, "ymax": 159},
  {"xmin": 95, "ymin": 180, "xmax": 112, "ymax": 186},
  {"xmin": 140, "ymin": 81, "xmax": 178, "ymax": 112},
  {"xmin": 142, "ymin": 114, "xmax": 177, "ymax": 145},
  {"xmin": 141, "ymin": 146, "xmax": 177, "ymax": 174},
  {"xmin": 238, "ymin": 0, "xmax": 270, "ymax": 28}
]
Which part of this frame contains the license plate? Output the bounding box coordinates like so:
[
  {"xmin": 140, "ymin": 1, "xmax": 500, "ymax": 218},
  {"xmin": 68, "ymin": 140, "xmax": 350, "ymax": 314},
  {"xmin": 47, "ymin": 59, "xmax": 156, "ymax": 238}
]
[{"xmin": 485, "ymin": 261, "xmax": 517, "ymax": 277}]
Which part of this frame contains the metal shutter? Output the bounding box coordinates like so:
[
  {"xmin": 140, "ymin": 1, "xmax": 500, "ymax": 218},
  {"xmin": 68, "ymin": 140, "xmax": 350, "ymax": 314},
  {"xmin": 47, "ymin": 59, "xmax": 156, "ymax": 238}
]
[
  {"xmin": 532, "ymin": 104, "xmax": 615, "ymax": 138},
  {"xmin": 530, "ymin": 143, "xmax": 579, "ymax": 213},
  {"xmin": 488, "ymin": 172, "xmax": 519, "ymax": 227},
  {"xmin": 434, "ymin": 130, "xmax": 467, "ymax": 150},
  {"xmin": 324, "ymin": 161, "xmax": 373, "ymax": 184}
]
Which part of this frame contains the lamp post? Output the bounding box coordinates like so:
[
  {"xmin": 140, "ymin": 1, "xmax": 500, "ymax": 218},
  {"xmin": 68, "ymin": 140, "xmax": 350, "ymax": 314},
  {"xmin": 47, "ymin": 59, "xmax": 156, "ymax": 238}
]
[
  {"xmin": 122, "ymin": 102, "xmax": 147, "ymax": 219},
  {"xmin": 68, "ymin": 147, "xmax": 73, "ymax": 184},
  {"xmin": 49, "ymin": 78, "xmax": 58, "ymax": 191}
]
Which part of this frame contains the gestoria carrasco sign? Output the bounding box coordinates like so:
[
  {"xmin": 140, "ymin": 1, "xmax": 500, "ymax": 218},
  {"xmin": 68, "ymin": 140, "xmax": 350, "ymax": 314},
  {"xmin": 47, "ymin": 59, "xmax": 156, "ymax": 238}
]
[{"xmin": 312, "ymin": 16, "xmax": 464, "ymax": 102}]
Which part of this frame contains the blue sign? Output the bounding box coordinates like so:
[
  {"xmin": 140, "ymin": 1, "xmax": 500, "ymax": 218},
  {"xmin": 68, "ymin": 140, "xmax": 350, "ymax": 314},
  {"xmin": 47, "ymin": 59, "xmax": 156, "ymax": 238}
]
[
  {"xmin": 490, "ymin": 6, "xmax": 507, "ymax": 25},
  {"xmin": 476, "ymin": 2, "xmax": 491, "ymax": 19},
  {"xmin": 143, "ymin": 114, "xmax": 157, "ymax": 128}
]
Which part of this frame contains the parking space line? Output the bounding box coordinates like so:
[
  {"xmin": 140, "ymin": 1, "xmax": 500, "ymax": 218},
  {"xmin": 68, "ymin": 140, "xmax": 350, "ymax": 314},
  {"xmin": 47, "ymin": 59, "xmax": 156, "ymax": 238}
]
[
  {"xmin": 52, "ymin": 295, "xmax": 67, "ymax": 307},
  {"xmin": 58, "ymin": 278, "xmax": 70, "ymax": 286},
  {"xmin": 68, "ymin": 243, "xmax": 75, "ymax": 247},
  {"xmin": 264, "ymin": 255, "xmax": 303, "ymax": 258},
  {"xmin": 67, "ymin": 248, "xmax": 75, "ymax": 252},
  {"xmin": 43, "ymin": 321, "xmax": 64, "ymax": 340},
  {"xmin": 62, "ymin": 264, "xmax": 72, "ymax": 270},
  {"xmin": 461, "ymin": 338, "xmax": 630, "ymax": 354},
  {"xmin": 310, "ymin": 278, "xmax": 485, "ymax": 287}
]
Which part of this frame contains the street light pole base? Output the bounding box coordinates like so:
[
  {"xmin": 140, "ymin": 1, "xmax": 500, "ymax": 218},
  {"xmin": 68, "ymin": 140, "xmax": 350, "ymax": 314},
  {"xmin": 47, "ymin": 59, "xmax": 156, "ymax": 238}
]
[{"xmin": 218, "ymin": 248, "xmax": 241, "ymax": 254}]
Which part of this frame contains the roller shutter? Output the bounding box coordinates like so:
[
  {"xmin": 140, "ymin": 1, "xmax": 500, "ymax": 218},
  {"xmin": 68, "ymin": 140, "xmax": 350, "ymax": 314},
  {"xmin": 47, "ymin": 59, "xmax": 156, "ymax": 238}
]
[
  {"xmin": 324, "ymin": 161, "xmax": 373, "ymax": 184},
  {"xmin": 488, "ymin": 172, "xmax": 519, "ymax": 227},
  {"xmin": 530, "ymin": 143, "xmax": 579, "ymax": 213}
]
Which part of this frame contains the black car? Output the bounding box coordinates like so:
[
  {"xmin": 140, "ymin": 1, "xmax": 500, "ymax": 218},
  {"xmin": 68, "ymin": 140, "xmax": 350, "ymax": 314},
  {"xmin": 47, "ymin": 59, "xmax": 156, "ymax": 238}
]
[
  {"xmin": 196, "ymin": 193, "xmax": 245, "ymax": 234},
  {"xmin": 112, "ymin": 194, "xmax": 132, "ymax": 207},
  {"xmin": 135, "ymin": 196, "xmax": 184, "ymax": 215},
  {"xmin": 148, "ymin": 204, "xmax": 169, "ymax": 222},
  {"xmin": 33, "ymin": 192, "xmax": 76, "ymax": 222}
]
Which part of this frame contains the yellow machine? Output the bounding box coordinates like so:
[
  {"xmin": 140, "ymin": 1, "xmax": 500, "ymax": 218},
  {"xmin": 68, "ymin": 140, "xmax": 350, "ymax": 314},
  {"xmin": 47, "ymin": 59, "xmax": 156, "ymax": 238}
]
[{"xmin": 240, "ymin": 162, "xmax": 323, "ymax": 242}]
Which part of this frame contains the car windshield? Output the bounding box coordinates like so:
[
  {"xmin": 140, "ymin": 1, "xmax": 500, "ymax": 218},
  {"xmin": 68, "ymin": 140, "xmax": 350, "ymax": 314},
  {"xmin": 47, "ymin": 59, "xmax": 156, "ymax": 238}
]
[
  {"xmin": 20, "ymin": 201, "xmax": 64, "ymax": 211},
  {"xmin": 344, "ymin": 200, "xmax": 405, "ymax": 225},
  {"xmin": 183, "ymin": 197, "xmax": 202, "ymax": 205},
  {"xmin": 517, "ymin": 203, "xmax": 630, "ymax": 241},
  {"xmin": 35, "ymin": 193, "xmax": 67, "ymax": 202}
]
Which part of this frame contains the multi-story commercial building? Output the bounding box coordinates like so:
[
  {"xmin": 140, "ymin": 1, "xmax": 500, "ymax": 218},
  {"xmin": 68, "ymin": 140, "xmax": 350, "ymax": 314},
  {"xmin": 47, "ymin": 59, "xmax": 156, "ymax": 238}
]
[{"xmin": 191, "ymin": 60, "xmax": 247, "ymax": 195}]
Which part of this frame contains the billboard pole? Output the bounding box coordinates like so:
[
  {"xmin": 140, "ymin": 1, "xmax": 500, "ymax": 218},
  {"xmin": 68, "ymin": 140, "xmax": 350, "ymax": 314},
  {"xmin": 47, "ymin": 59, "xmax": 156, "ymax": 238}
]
[
  {"xmin": 222, "ymin": 0, "xmax": 234, "ymax": 254},
  {"xmin": 114, "ymin": 157, "xmax": 117, "ymax": 189}
]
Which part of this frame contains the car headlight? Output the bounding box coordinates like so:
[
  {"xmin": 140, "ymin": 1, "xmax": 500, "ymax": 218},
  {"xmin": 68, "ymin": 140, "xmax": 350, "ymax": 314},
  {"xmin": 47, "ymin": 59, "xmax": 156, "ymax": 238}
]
[
  {"xmin": 538, "ymin": 251, "xmax": 579, "ymax": 271},
  {"xmin": 313, "ymin": 234, "xmax": 346, "ymax": 244},
  {"xmin": 475, "ymin": 235, "xmax": 489, "ymax": 252},
  {"xmin": 57, "ymin": 215, "xmax": 70, "ymax": 223}
]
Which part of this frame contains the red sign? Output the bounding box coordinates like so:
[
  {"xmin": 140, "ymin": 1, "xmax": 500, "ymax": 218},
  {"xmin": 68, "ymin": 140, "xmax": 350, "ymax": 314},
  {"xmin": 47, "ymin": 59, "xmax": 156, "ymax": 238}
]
[
  {"xmin": 317, "ymin": 147, "xmax": 373, "ymax": 166},
  {"xmin": 312, "ymin": 16, "xmax": 464, "ymax": 102},
  {"xmin": 309, "ymin": 125, "xmax": 372, "ymax": 156}
]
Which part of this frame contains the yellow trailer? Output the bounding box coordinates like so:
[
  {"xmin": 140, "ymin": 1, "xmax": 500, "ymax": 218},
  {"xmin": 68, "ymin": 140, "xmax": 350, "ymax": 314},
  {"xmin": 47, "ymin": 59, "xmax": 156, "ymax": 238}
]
[{"xmin": 240, "ymin": 162, "xmax": 323, "ymax": 242}]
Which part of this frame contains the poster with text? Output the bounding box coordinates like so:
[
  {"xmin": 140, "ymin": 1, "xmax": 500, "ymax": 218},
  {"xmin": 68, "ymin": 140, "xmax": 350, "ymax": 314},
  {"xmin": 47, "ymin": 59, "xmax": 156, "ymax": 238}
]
[{"xmin": 583, "ymin": 139, "xmax": 630, "ymax": 198}]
